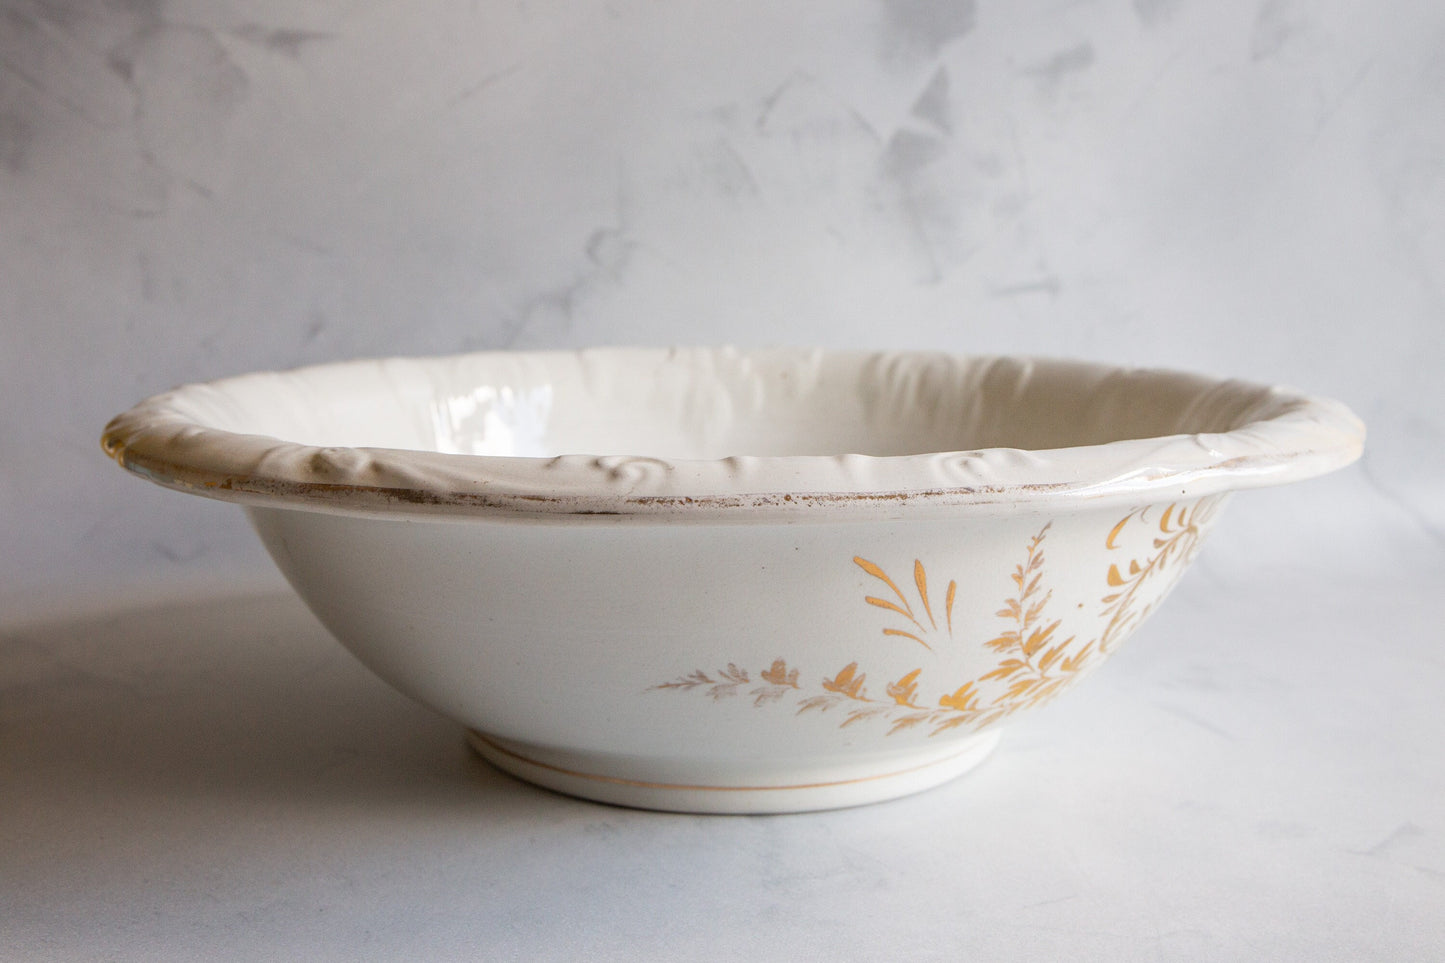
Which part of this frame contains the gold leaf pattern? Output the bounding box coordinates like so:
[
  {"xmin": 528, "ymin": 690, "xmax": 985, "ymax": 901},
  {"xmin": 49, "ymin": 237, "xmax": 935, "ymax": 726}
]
[
  {"xmin": 822, "ymin": 662, "xmax": 868, "ymax": 700},
  {"xmin": 652, "ymin": 498, "xmax": 1221, "ymax": 736},
  {"xmin": 887, "ymin": 668, "xmax": 924, "ymax": 707},
  {"xmin": 760, "ymin": 658, "xmax": 800, "ymax": 688}
]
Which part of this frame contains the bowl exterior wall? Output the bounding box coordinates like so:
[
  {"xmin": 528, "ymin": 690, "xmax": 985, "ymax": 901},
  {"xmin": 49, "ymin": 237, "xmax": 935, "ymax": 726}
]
[{"xmin": 246, "ymin": 495, "xmax": 1226, "ymax": 809}]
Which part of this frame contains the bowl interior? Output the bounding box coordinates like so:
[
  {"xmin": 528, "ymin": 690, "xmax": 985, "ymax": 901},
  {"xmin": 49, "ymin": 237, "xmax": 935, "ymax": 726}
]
[{"xmin": 168, "ymin": 349, "xmax": 1281, "ymax": 460}]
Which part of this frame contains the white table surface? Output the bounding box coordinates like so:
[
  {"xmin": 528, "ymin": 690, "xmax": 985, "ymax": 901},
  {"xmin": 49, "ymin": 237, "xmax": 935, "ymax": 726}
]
[{"xmin": 4, "ymin": 483, "xmax": 1443, "ymax": 962}]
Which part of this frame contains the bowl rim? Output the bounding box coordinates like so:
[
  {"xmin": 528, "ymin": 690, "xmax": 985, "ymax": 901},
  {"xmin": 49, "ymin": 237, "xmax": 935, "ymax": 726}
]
[{"xmin": 101, "ymin": 347, "xmax": 1365, "ymax": 522}]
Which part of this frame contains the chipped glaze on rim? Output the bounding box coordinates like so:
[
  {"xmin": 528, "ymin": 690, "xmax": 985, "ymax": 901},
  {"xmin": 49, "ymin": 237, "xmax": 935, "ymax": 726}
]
[{"xmin": 101, "ymin": 348, "xmax": 1364, "ymax": 522}]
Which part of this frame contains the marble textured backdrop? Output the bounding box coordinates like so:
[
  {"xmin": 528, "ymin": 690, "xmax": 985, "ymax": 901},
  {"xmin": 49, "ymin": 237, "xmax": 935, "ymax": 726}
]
[{"xmin": 1, "ymin": 0, "xmax": 1441, "ymax": 617}]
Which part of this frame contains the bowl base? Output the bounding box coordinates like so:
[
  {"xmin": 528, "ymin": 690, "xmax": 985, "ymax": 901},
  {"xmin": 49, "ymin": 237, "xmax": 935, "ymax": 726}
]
[{"xmin": 466, "ymin": 729, "xmax": 1001, "ymax": 814}]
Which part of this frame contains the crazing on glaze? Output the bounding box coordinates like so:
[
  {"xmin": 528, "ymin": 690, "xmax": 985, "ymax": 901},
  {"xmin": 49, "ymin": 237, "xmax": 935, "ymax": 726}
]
[{"xmin": 653, "ymin": 498, "xmax": 1221, "ymax": 736}]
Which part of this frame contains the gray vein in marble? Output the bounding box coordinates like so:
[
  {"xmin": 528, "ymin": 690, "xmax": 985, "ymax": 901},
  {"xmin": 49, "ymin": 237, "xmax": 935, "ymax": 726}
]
[
  {"xmin": 1022, "ymin": 892, "xmax": 1082, "ymax": 911},
  {"xmin": 910, "ymin": 65, "xmax": 951, "ymax": 134},
  {"xmin": 121, "ymin": 25, "xmax": 247, "ymax": 198},
  {"xmin": 1308, "ymin": 56, "xmax": 1376, "ymax": 144},
  {"xmin": 1356, "ymin": 821, "xmax": 1426, "ymax": 858},
  {"xmin": 1358, "ymin": 457, "xmax": 1445, "ymax": 548},
  {"xmin": 135, "ymin": 251, "xmax": 157, "ymax": 301},
  {"xmin": 447, "ymin": 62, "xmax": 521, "ymax": 107},
  {"xmin": 139, "ymin": 147, "xmax": 212, "ymax": 199},
  {"xmin": 1251, "ymin": 0, "xmax": 1305, "ymax": 62},
  {"xmin": 502, "ymin": 279, "xmax": 584, "ymax": 350},
  {"xmin": 273, "ymin": 231, "xmax": 335, "ymax": 258},
  {"xmin": 1005, "ymin": 115, "xmax": 1031, "ymax": 203},
  {"xmin": 1152, "ymin": 701, "xmax": 1238, "ymax": 742},
  {"xmin": 879, "ymin": 0, "xmax": 977, "ymax": 60},
  {"xmin": 990, "ymin": 276, "xmax": 1062, "ymax": 299},
  {"xmin": 227, "ymin": 23, "xmax": 334, "ymax": 58},
  {"xmin": 751, "ymin": 74, "xmax": 885, "ymax": 162},
  {"xmin": 0, "ymin": 107, "xmax": 32, "ymax": 172},
  {"xmin": 1133, "ymin": 0, "xmax": 1184, "ymax": 28},
  {"xmin": 872, "ymin": 133, "xmax": 953, "ymax": 284},
  {"xmin": 0, "ymin": 54, "xmax": 114, "ymax": 129},
  {"xmin": 0, "ymin": 0, "xmax": 151, "ymax": 128},
  {"xmin": 584, "ymin": 228, "xmax": 636, "ymax": 279},
  {"xmin": 149, "ymin": 538, "xmax": 208, "ymax": 564},
  {"xmin": 1120, "ymin": 44, "xmax": 1188, "ymax": 122},
  {"xmin": 754, "ymin": 72, "xmax": 816, "ymax": 133},
  {"xmin": 692, "ymin": 138, "xmax": 759, "ymax": 200},
  {"xmin": 1025, "ymin": 43, "xmax": 1096, "ymax": 88},
  {"xmin": 883, "ymin": 127, "xmax": 947, "ymax": 178},
  {"xmin": 3, "ymin": 4, "xmax": 249, "ymax": 208},
  {"xmin": 302, "ymin": 312, "xmax": 327, "ymax": 346}
]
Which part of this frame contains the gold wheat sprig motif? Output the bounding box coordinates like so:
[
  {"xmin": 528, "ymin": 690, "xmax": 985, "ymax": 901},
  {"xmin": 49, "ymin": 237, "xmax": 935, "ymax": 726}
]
[{"xmin": 651, "ymin": 499, "xmax": 1219, "ymax": 737}]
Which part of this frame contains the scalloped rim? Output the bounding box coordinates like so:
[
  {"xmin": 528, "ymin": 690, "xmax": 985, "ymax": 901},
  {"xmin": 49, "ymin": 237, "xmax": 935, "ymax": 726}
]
[{"xmin": 102, "ymin": 349, "xmax": 1364, "ymax": 521}]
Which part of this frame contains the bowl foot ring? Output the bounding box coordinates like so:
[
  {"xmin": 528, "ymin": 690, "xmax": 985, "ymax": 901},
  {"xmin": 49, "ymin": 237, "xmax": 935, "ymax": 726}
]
[{"xmin": 466, "ymin": 728, "xmax": 1001, "ymax": 814}]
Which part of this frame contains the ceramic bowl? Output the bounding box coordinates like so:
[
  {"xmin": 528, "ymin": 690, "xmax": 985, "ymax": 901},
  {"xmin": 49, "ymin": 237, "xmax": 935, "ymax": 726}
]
[{"xmin": 103, "ymin": 348, "xmax": 1363, "ymax": 812}]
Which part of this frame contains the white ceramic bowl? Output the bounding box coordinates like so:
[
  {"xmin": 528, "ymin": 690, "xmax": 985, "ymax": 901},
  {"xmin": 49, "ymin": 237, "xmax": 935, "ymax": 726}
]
[{"xmin": 103, "ymin": 348, "xmax": 1363, "ymax": 812}]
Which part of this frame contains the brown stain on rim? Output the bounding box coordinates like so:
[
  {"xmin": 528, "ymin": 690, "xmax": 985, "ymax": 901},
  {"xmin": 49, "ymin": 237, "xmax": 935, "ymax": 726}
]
[
  {"xmin": 102, "ymin": 440, "xmax": 1271, "ymax": 522},
  {"xmin": 96, "ymin": 350, "xmax": 1365, "ymax": 522},
  {"xmin": 101, "ymin": 407, "xmax": 1348, "ymax": 521},
  {"xmin": 108, "ymin": 448, "xmax": 1061, "ymax": 518}
]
